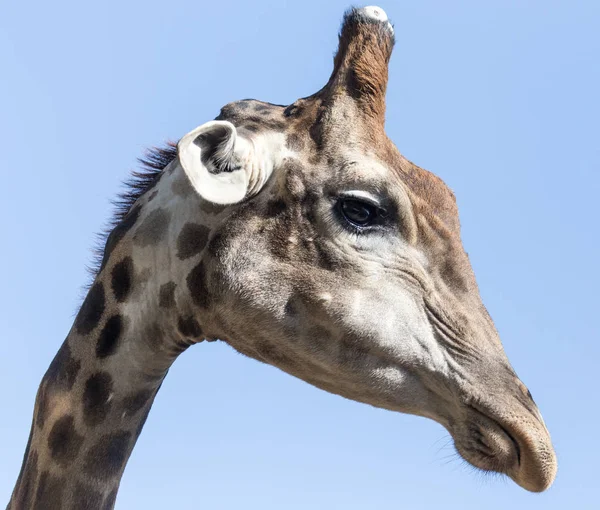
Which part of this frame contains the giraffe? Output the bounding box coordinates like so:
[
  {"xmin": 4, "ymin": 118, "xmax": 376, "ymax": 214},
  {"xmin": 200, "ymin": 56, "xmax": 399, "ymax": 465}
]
[{"xmin": 7, "ymin": 6, "xmax": 557, "ymax": 508}]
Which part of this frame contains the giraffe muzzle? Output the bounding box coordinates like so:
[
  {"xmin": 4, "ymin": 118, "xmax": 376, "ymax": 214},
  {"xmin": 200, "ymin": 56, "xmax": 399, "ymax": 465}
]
[{"xmin": 452, "ymin": 396, "xmax": 558, "ymax": 492}]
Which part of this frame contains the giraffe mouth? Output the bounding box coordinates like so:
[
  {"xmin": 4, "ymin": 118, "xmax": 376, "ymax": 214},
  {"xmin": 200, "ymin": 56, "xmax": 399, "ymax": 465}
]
[
  {"xmin": 453, "ymin": 404, "xmax": 521, "ymax": 475},
  {"xmin": 450, "ymin": 402, "xmax": 556, "ymax": 492}
]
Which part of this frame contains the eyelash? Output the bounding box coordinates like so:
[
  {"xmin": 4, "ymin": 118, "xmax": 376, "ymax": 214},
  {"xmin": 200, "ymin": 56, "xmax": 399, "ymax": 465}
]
[{"xmin": 335, "ymin": 195, "xmax": 389, "ymax": 233}]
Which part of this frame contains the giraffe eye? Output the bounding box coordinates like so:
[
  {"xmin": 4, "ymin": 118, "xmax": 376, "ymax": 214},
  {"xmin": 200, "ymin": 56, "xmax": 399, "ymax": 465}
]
[{"xmin": 338, "ymin": 197, "xmax": 379, "ymax": 228}]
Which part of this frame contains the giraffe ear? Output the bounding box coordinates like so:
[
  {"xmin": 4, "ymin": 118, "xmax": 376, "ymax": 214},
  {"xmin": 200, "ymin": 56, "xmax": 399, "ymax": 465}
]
[{"xmin": 177, "ymin": 120, "xmax": 252, "ymax": 204}]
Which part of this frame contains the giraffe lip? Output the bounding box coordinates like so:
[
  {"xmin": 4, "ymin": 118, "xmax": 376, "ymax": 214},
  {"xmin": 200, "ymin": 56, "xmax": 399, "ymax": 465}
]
[
  {"xmin": 466, "ymin": 404, "xmax": 521, "ymax": 466},
  {"xmin": 454, "ymin": 402, "xmax": 557, "ymax": 492},
  {"xmin": 452, "ymin": 404, "xmax": 521, "ymax": 477},
  {"xmin": 496, "ymin": 420, "xmax": 521, "ymax": 467}
]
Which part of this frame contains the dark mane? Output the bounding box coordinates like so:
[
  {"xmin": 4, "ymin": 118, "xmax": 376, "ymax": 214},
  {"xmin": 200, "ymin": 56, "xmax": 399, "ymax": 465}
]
[{"xmin": 89, "ymin": 142, "xmax": 178, "ymax": 280}]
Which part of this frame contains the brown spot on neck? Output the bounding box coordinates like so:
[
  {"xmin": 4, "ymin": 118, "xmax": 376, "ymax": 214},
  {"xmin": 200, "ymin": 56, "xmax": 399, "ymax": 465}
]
[{"xmin": 133, "ymin": 208, "xmax": 171, "ymax": 247}]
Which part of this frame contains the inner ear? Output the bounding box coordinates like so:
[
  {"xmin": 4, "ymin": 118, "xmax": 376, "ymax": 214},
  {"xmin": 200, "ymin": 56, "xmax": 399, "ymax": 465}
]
[
  {"xmin": 178, "ymin": 120, "xmax": 249, "ymax": 205},
  {"xmin": 195, "ymin": 124, "xmax": 236, "ymax": 173}
]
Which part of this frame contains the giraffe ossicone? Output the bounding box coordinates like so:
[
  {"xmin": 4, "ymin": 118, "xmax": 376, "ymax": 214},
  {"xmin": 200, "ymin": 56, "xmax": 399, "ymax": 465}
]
[
  {"xmin": 8, "ymin": 6, "xmax": 557, "ymax": 509},
  {"xmin": 362, "ymin": 5, "xmax": 390, "ymax": 24},
  {"xmin": 363, "ymin": 6, "xmax": 387, "ymax": 20}
]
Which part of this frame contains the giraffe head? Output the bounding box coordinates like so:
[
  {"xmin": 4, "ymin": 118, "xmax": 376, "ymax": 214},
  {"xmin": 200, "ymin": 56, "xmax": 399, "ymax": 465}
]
[
  {"xmin": 173, "ymin": 6, "xmax": 557, "ymax": 492},
  {"xmin": 8, "ymin": 8, "xmax": 559, "ymax": 507}
]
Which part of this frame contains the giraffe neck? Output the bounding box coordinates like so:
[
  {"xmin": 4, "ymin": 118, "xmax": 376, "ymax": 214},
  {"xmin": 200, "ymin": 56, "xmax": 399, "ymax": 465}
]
[{"xmin": 8, "ymin": 161, "xmax": 219, "ymax": 509}]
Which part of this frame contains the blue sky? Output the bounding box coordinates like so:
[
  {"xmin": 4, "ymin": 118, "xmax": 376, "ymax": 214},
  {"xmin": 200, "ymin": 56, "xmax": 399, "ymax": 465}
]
[{"xmin": 0, "ymin": 1, "xmax": 598, "ymax": 508}]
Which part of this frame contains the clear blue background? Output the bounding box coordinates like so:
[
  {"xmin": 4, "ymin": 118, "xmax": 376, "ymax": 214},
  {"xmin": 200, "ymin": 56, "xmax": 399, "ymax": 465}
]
[{"xmin": 1, "ymin": 1, "xmax": 598, "ymax": 508}]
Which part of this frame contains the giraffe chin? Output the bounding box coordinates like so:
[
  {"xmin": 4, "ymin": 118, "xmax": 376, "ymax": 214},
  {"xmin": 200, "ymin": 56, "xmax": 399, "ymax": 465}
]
[{"xmin": 450, "ymin": 405, "xmax": 557, "ymax": 492}]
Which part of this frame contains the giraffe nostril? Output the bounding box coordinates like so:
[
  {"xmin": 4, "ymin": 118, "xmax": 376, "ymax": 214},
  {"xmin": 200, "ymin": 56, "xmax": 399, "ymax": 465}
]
[{"xmin": 516, "ymin": 379, "xmax": 535, "ymax": 404}]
